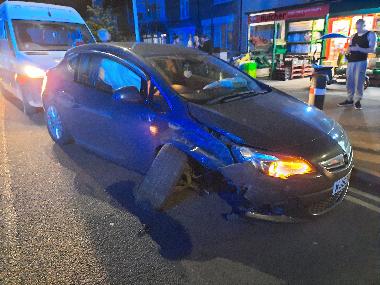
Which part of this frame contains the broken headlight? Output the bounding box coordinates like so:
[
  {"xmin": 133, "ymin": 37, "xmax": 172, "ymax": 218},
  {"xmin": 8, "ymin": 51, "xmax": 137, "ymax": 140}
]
[{"xmin": 232, "ymin": 146, "xmax": 315, "ymax": 179}]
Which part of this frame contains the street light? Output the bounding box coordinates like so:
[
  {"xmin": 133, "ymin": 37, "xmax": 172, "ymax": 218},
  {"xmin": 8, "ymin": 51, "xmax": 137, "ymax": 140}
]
[{"xmin": 132, "ymin": 0, "xmax": 140, "ymax": 42}]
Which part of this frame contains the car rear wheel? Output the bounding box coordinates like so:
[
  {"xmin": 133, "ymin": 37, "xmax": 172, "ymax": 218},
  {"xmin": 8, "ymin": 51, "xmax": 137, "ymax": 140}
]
[
  {"xmin": 135, "ymin": 144, "xmax": 191, "ymax": 210},
  {"xmin": 45, "ymin": 105, "xmax": 72, "ymax": 145}
]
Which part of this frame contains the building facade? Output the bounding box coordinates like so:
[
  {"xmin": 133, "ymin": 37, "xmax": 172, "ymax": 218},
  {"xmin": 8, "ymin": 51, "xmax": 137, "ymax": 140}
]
[{"xmin": 137, "ymin": 0, "xmax": 242, "ymax": 55}]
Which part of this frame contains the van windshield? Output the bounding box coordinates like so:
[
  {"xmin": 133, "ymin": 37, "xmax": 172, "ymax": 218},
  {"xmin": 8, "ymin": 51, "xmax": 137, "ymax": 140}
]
[{"xmin": 12, "ymin": 20, "xmax": 95, "ymax": 51}]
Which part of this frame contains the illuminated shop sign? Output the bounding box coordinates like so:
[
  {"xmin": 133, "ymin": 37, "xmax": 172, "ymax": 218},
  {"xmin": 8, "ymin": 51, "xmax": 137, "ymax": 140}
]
[{"xmin": 249, "ymin": 4, "xmax": 330, "ymax": 24}]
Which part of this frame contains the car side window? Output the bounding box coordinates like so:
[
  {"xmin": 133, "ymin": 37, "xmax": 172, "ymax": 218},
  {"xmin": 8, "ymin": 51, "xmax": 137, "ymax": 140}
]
[
  {"xmin": 97, "ymin": 58, "xmax": 142, "ymax": 93},
  {"xmin": 75, "ymin": 54, "xmax": 98, "ymax": 87},
  {"xmin": 67, "ymin": 54, "xmax": 79, "ymax": 74}
]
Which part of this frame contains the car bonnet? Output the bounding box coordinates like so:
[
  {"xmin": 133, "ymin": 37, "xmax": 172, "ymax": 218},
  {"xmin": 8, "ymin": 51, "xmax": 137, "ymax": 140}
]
[{"xmin": 187, "ymin": 90, "xmax": 339, "ymax": 153}]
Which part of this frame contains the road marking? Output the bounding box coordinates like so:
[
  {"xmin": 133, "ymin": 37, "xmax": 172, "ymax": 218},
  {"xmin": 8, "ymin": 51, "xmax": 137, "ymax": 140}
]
[
  {"xmin": 346, "ymin": 195, "xmax": 380, "ymax": 214},
  {"xmin": 0, "ymin": 95, "xmax": 21, "ymax": 283},
  {"xmin": 349, "ymin": 187, "xmax": 380, "ymax": 204}
]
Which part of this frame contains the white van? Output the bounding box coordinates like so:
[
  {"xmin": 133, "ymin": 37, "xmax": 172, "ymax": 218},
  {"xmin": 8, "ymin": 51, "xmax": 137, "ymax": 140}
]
[{"xmin": 0, "ymin": 1, "xmax": 95, "ymax": 114}]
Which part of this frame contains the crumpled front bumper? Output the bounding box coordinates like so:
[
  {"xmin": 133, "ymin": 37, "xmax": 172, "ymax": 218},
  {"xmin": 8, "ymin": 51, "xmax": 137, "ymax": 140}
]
[{"xmin": 219, "ymin": 161, "xmax": 353, "ymax": 218}]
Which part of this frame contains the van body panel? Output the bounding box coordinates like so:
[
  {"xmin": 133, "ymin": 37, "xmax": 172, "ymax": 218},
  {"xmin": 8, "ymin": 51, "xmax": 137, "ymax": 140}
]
[
  {"xmin": 2, "ymin": 1, "xmax": 86, "ymax": 24},
  {"xmin": 0, "ymin": 1, "xmax": 95, "ymax": 109}
]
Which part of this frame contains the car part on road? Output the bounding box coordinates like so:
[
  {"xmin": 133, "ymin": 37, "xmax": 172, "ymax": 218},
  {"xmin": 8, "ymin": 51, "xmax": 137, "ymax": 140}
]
[
  {"xmin": 45, "ymin": 105, "xmax": 72, "ymax": 145},
  {"xmin": 135, "ymin": 144, "xmax": 190, "ymax": 210},
  {"xmin": 245, "ymin": 210, "xmax": 301, "ymax": 223}
]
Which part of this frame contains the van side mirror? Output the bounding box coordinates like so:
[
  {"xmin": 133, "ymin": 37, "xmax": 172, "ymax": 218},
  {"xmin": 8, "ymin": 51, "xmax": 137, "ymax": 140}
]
[{"xmin": 112, "ymin": 86, "xmax": 142, "ymax": 104}]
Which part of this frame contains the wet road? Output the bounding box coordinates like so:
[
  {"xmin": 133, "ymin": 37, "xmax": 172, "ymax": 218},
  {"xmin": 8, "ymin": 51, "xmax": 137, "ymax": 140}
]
[{"xmin": 0, "ymin": 93, "xmax": 379, "ymax": 285}]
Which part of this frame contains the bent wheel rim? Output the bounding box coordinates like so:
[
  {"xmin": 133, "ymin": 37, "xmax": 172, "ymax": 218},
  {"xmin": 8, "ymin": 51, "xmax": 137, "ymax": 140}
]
[{"xmin": 47, "ymin": 106, "xmax": 63, "ymax": 140}]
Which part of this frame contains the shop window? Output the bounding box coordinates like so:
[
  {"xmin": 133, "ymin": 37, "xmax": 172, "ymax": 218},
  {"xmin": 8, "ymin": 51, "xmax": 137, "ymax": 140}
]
[
  {"xmin": 214, "ymin": 22, "xmax": 234, "ymax": 50},
  {"xmin": 180, "ymin": 0, "xmax": 189, "ymax": 20}
]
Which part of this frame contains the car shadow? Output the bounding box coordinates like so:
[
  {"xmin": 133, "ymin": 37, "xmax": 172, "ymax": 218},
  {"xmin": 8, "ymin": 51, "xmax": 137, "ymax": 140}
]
[
  {"xmin": 52, "ymin": 143, "xmax": 193, "ymax": 261},
  {"xmin": 51, "ymin": 143, "xmax": 376, "ymax": 284}
]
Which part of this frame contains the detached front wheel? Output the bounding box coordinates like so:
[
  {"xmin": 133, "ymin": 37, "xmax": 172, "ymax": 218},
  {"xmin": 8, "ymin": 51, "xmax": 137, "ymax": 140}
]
[
  {"xmin": 45, "ymin": 105, "xmax": 72, "ymax": 145},
  {"xmin": 135, "ymin": 144, "xmax": 190, "ymax": 210}
]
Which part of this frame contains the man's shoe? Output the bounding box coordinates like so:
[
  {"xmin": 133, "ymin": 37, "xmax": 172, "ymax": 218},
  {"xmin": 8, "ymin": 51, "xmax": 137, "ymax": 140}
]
[
  {"xmin": 354, "ymin": 101, "xmax": 362, "ymax": 110},
  {"xmin": 337, "ymin": 100, "xmax": 354, "ymax": 107}
]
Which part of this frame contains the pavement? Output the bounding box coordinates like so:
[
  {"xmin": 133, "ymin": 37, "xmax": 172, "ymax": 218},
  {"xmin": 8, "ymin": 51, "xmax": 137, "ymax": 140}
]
[{"xmin": 0, "ymin": 83, "xmax": 380, "ymax": 285}]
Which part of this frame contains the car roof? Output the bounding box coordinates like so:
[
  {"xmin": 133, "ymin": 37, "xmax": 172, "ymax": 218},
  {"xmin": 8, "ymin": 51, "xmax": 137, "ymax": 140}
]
[
  {"xmin": 68, "ymin": 42, "xmax": 205, "ymax": 60},
  {"xmin": 111, "ymin": 42, "xmax": 204, "ymax": 57}
]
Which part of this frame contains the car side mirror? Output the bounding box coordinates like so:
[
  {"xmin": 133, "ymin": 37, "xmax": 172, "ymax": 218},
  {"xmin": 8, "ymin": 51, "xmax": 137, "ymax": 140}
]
[{"xmin": 112, "ymin": 86, "xmax": 142, "ymax": 104}]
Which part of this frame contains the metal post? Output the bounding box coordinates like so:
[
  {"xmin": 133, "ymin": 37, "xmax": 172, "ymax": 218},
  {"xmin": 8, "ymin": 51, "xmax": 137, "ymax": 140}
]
[
  {"xmin": 270, "ymin": 22, "xmax": 278, "ymax": 79},
  {"xmin": 320, "ymin": 13, "xmax": 330, "ymax": 65},
  {"xmin": 309, "ymin": 74, "xmax": 327, "ymax": 110},
  {"xmin": 132, "ymin": 0, "xmax": 141, "ymax": 42}
]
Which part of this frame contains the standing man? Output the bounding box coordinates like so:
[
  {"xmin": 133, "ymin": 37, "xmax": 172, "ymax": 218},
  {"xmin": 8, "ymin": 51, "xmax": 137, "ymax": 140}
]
[
  {"xmin": 199, "ymin": 34, "xmax": 213, "ymax": 55},
  {"xmin": 338, "ymin": 19, "xmax": 377, "ymax": 110}
]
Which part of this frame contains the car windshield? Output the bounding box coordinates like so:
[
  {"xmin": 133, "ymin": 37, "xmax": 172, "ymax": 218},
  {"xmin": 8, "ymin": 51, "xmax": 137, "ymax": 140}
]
[
  {"xmin": 12, "ymin": 20, "xmax": 95, "ymax": 51},
  {"xmin": 145, "ymin": 53, "xmax": 270, "ymax": 104}
]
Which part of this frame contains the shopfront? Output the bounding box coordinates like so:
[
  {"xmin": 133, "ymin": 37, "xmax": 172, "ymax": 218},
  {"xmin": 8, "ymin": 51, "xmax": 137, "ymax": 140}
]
[
  {"xmin": 325, "ymin": 10, "xmax": 380, "ymax": 67},
  {"xmin": 322, "ymin": 0, "xmax": 380, "ymax": 86},
  {"xmin": 247, "ymin": 4, "xmax": 329, "ymax": 78}
]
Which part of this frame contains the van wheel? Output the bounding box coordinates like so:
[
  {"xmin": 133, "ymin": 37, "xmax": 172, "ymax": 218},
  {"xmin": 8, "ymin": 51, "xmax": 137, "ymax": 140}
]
[
  {"xmin": 135, "ymin": 144, "xmax": 190, "ymax": 210},
  {"xmin": 22, "ymin": 94, "xmax": 39, "ymax": 115},
  {"xmin": 45, "ymin": 104, "xmax": 72, "ymax": 145}
]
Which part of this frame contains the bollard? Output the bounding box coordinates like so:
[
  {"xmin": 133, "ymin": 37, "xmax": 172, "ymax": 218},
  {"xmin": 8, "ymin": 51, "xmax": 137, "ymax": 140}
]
[
  {"xmin": 308, "ymin": 78, "xmax": 315, "ymax": 106},
  {"xmin": 308, "ymin": 74, "xmax": 328, "ymax": 110}
]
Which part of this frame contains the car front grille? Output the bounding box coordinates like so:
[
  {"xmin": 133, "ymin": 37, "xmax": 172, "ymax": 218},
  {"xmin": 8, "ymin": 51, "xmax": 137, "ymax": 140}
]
[
  {"xmin": 320, "ymin": 146, "xmax": 353, "ymax": 172},
  {"xmin": 308, "ymin": 187, "xmax": 348, "ymax": 216}
]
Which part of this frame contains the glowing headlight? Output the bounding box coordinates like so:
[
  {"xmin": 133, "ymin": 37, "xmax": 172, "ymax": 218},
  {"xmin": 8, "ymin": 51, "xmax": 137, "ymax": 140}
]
[
  {"xmin": 232, "ymin": 146, "xmax": 315, "ymax": 179},
  {"xmin": 24, "ymin": 65, "xmax": 45, "ymax": 78}
]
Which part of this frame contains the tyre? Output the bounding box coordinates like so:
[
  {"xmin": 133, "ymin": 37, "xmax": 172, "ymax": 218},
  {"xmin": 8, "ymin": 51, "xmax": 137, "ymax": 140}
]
[
  {"xmin": 135, "ymin": 144, "xmax": 189, "ymax": 210},
  {"xmin": 45, "ymin": 104, "xmax": 72, "ymax": 145}
]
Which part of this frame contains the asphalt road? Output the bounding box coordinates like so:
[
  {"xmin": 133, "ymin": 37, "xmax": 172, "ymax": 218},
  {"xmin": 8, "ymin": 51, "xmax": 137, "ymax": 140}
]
[{"xmin": 0, "ymin": 93, "xmax": 379, "ymax": 285}]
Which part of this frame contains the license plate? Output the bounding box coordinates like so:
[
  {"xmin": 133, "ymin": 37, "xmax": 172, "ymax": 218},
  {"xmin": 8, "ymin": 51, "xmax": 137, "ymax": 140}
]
[{"xmin": 332, "ymin": 174, "xmax": 350, "ymax": 196}]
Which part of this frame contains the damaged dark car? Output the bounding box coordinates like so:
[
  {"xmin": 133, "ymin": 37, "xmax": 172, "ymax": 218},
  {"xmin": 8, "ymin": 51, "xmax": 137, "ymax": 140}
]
[{"xmin": 42, "ymin": 43, "xmax": 353, "ymax": 221}]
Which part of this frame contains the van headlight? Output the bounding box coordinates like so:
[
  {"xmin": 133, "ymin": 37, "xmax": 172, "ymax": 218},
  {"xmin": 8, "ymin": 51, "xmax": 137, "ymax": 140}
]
[
  {"xmin": 232, "ymin": 146, "xmax": 315, "ymax": 179},
  {"xmin": 24, "ymin": 65, "xmax": 45, "ymax": 78}
]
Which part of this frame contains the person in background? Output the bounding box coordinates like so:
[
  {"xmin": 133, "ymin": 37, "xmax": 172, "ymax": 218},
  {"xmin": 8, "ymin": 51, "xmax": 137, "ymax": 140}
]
[
  {"xmin": 187, "ymin": 34, "xmax": 193, "ymax": 48},
  {"xmin": 199, "ymin": 34, "xmax": 213, "ymax": 55},
  {"xmin": 193, "ymin": 35, "xmax": 200, "ymax": 49},
  {"xmin": 338, "ymin": 19, "xmax": 377, "ymax": 110},
  {"xmin": 173, "ymin": 35, "xmax": 181, "ymax": 45}
]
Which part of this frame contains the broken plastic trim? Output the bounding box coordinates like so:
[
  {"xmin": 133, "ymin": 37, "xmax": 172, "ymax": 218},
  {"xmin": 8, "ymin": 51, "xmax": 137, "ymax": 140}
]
[{"xmin": 245, "ymin": 210, "xmax": 303, "ymax": 223}]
